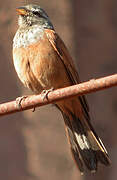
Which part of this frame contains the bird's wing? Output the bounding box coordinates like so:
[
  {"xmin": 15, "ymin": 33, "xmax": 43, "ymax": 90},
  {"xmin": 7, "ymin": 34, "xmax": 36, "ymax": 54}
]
[{"xmin": 45, "ymin": 29, "xmax": 89, "ymax": 118}]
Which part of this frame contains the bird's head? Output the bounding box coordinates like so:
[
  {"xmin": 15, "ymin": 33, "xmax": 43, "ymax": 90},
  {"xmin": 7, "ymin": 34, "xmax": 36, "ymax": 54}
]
[{"xmin": 16, "ymin": 4, "xmax": 54, "ymax": 29}]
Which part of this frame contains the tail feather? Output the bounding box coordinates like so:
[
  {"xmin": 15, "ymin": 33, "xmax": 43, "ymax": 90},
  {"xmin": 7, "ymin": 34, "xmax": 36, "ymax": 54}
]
[
  {"xmin": 63, "ymin": 113, "xmax": 84, "ymax": 173},
  {"xmin": 60, "ymin": 109, "xmax": 110, "ymax": 174}
]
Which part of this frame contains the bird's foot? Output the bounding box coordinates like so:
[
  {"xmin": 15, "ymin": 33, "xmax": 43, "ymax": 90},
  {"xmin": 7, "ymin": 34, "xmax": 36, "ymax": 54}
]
[
  {"xmin": 41, "ymin": 87, "xmax": 54, "ymax": 100},
  {"xmin": 16, "ymin": 95, "xmax": 36, "ymax": 112},
  {"xmin": 16, "ymin": 95, "xmax": 28, "ymax": 109}
]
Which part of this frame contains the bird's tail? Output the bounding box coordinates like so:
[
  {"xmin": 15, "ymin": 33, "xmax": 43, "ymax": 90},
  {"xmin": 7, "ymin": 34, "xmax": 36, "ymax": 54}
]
[{"xmin": 57, "ymin": 105, "xmax": 110, "ymax": 174}]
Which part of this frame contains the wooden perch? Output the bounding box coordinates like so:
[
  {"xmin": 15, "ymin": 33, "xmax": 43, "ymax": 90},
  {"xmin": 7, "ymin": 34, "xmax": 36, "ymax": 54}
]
[{"xmin": 0, "ymin": 74, "xmax": 117, "ymax": 117}]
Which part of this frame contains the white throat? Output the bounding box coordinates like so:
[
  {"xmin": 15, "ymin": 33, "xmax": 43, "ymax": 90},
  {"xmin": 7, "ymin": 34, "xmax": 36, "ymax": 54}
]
[{"xmin": 13, "ymin": 25, "xmax": 44, "ymax": 48}]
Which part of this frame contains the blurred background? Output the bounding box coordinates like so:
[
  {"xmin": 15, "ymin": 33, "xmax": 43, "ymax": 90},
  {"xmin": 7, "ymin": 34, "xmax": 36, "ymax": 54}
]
[{"xmin": 0, "ymin": 0, "xmax": 117, "ymax": 179}]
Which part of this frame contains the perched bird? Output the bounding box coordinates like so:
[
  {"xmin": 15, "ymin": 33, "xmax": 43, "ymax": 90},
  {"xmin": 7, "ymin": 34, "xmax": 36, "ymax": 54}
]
[{"xmin": 13, "ymin": 4, "xmax": 110, "ymax": 174}]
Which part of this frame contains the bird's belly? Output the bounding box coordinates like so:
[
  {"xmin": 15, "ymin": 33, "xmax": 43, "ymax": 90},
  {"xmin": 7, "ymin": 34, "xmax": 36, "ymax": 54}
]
[
  {"xmin": 13, "ymin": 38, "xmax": 71, "ymax": 94},
  {"xmin": 13, "ymin": 47, "xmax": 43, "ymax": 93},
  {"xmin": 29, "ymin": 41, "xmax": 71, "ymax": 90}
]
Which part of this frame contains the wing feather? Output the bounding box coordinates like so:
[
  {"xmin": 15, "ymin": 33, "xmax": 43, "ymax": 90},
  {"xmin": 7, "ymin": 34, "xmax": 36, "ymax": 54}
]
[{"xmin": 45, "ymin": 29, "xmax": 89, "ymax": 117}]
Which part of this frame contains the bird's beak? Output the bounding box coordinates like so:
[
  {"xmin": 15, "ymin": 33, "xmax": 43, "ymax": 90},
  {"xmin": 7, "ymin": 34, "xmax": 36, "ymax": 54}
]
[{"xmin": 16, "ymin": 7, "xmax": 27, "ymax": 15}]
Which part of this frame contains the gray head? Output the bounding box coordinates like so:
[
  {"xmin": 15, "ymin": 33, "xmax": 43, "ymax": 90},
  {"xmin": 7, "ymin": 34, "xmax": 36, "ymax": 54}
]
[{"xmin": 16, "ymin": 4, "xmax": 54, "ymax": 30}]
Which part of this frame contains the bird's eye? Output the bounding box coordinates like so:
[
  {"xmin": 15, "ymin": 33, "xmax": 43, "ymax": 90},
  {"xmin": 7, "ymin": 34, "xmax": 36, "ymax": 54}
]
[
  {"xmin": 33, "ymin": 11, "xmax": 43, "ymax": 18},
  {"xmin": 33, "ymin": 11, "xmax": 39, "ymax": 15}
]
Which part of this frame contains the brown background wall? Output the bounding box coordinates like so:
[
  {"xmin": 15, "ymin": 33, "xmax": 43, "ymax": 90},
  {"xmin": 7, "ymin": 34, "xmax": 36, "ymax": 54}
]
[{"xmin": 0, "ymin": 0, "xmax": 117, "ymax": 180}]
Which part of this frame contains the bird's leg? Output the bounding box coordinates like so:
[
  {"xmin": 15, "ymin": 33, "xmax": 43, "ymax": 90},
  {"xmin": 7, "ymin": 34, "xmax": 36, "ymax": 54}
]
[
  {"xmin": 41, "ymin": 87, "xmax": 54, "ymax": 100},
  {"xmin": 16, "ymin": 95, "xmax": 28, "ymax": 109},
  {"xmin": 16, "ymin": 95, "xmax": 36, "ymax": 112}
]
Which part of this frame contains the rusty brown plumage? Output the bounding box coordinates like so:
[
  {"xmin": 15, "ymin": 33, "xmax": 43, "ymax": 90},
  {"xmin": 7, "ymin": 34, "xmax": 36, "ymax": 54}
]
[{"xmin": 13, "ymin": 4, "xmax": 110, "ymax": 174}]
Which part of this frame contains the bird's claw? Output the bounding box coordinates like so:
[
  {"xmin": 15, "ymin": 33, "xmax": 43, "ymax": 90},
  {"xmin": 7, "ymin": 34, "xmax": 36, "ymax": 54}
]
[
  {"xmin": 15, "ymin": 96, "xmax": 28, "ymax": 109},
  {"xmin": 41, "ymin": 87, "xmax": 54, "ymax": 101}
]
